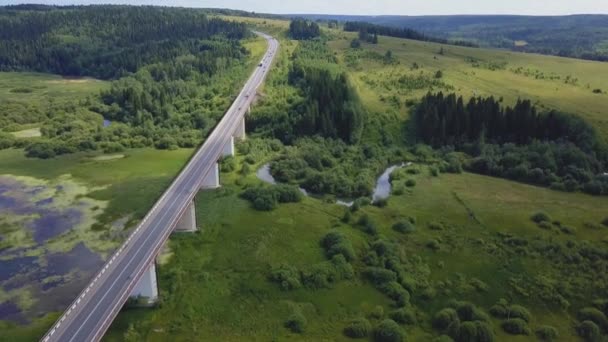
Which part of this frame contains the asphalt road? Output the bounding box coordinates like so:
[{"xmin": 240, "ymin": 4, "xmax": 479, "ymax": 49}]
[{"xmin": 41, "ymin": 32, "xmax": 278, "ymax": 342}]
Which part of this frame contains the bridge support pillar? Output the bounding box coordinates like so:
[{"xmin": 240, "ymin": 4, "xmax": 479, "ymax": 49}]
[
  {"xmin": 175, "ymin": 200, "xmax": 197, "ymax": 232},
  {"xmin": 201, "ymin": 162, "xmax": 220, "ymax": 189},
  {"xmin": 222, "ymin": 136, "xmax": 235, "ymax": 157},
  {"xmin": 129, "ymin": 263, "xmax": 158, "ymax": 305},
  {"xmin": 234, "ymin": 116, "xmax": 246, "ymax": 140}
]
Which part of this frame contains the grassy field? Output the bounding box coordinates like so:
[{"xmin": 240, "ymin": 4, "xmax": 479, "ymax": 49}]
[
  {"xmin": 103, "ymin": 141, "xmax": 608, "ymax": 341},
  {"xmin": 0, "ymin": 72, "xmax": 108, "ymax": 104},
  {"xmin": 328, "ymin": 31, "xmax": 608, "ymax": 139}
]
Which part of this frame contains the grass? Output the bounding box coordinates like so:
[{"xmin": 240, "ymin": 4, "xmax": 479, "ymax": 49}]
[
  {"xmin": 327, "ymin": 31, "xmax": 608, "ymax": 138},
  {"xmin": 103, "ymin": 145, "xmax": 608, "ymax": 341},
  {"xmin": 0, "ymin": 72, "xmax": 107, "ymax": 104}
]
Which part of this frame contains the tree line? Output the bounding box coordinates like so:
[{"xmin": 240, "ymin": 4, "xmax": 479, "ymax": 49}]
[
  {"xmin": 289, "ymin": 18, "xmax": 321, "ymax": 40},
  {"xmin": 288, "ymin": 42, "xmax": 364, "ymax": 143},
  {"xmin": 343, "ymin": 21, "xmax": 478, "ymax": 48},
  {"xmin": 0, "ymin": 5, "xmax": 249, "ymax": 79},
  {"xmin": 414, "ymin": 92, "xmax": 608, "ymax": 195}
]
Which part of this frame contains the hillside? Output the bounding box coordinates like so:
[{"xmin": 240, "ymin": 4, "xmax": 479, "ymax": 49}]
[{"xmin": 297, "ymin": 14, "xmax": 608, "ymax": 61}]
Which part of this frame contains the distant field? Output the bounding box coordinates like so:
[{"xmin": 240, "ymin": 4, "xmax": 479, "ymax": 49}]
[
  {"xmin": 225, "ymin": 16, "xmax": 608, "ymax": 140},
  {"xmin": 329, "ymin": 31, "xmax": 608, "ymax": 138},
  {"xmin": 0, "ymin": 72, "xmax": 108, "ymax": 104}
]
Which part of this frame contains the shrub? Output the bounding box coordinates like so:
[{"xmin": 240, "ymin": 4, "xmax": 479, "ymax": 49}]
[
  {"xmin": 434, "ymin": 308, "xmax": 460, "ymax": 333},
  {"xmin": 392, "ymin": 221, "xmax": 416, "ymax": 234},
  {"xmin": 405, "ymin": 179, "xmax": 416, "ymax": 187},
  {"xmin": 344, "ymin": 318, "xmax": 371, "ymax": 338},
  {"xmin": 602, "ymin": 217, "xmax": 608, "ymax": 227},
  {"xmin": 321, "ymin": 231, "xmax": 355, "ymax": 261},
  {"xmin": 374, "ymin": 319, "xmax": 404, "ymax": 342},
  {"xmin": 430, "ymin": 166, "xmax": 440, "ymax": 177},
  {"xmin": 370, "ymin": 306, "xmax": 385, "ymax": 319},
  {"xmin": 342, "ymin": 210, "xmax": 352, "ymax": 223},
  {"xmin": 253, "ymin": 194, "xmax": 277, "ymax": 211},
  {"xmin": 577, "ymin": 320, "xmax": 600, "ymax": 341},
  {"xmin": 560, "ymin": 225, "xmax": 577, "ymax": 234},
  {"xmin": 535, "ymin": 325, "xmax": 558, "ymax": 341},
  {"xmin": 374, "ymin": 198, "xmax": 388, "ymax": 207},
  {"xmin": 592, "ymin": 88, "xmax": 603, "ymax": 94},
  {"xmin": 531, "ymin": 211, "xmax": 551, "ymax": 223},
  {"xmin": 285, "ymin": 311, "xmax": 307, "ymax": 333},
  {"xmin": 364, "ymin": 267, "xmax": 397, "ymax": 285},
  {"xmin": 537, "ymin": 221, "xmax": 552, "ymax": 230},
  {"xmin": 244, "ymin": 155, "xmax": 256, "ymax": 164},
  {"xmin": 426, "ymin": 239, "xmax": 440, "ymax": 250},
  {"xmin": 269, "ymin": 264, "xmax": 301, "ymax": 290},
  {"xmin": 578, "ymin": 307, "xmax": 608, "ymax": 330},
  {"xmin": 458, "ymin": 321, "xmax": 495, "ymax": 342},
  {"xmin": 507, "ymin": 305, "xmax": 531, "ymax": 323},
  {"xmin": 501, "ymin": 318, "xmax": 530, "ymax": 335},
  {"xmin": 240, "ymin": 163, "xmax": 251, "ymax": 175},
  {"xmin": 390, "ymin": 308, "xmax": 416, "ymax": 325},
  {"xmin": 275, "ymin": 184, "xmax": 303, "ymax": 203},
  {"xmin": 428, "ymin": 221, "xmax": 444, "ymax": 230},
  {"xmin": 380, "ymin": 282, "xmax": 410, "ymax": 306},
  {"xmin": 450, "ymin": 301, "xmax": 490, "ymax": 322},
  {"xmin": 220, "ymin": 156, "xmax": 236, "ymax": 172}
]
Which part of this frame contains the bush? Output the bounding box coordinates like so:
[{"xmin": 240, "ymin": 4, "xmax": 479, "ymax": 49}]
[
  {"xmin": 405, "ymin": 179, "xmax": 416, "ymax": 187},
  {"xmin": 428, "ymin": 221, "xmax": 445, "ymax": 230},
  {"xmin": 560, "ymin": 225, "xmax": 577, "ymax": 234},
  {"xmin": 426, "ymin": 239, "xmax": 440, "ymax": 250},
  {"xmin": 531, "ymin": 211, "xmax": 551, "ymax": 223},
  {"xmin": 322, "ymin": 231, "xmax": 356, "ymax": 262},
  {"xmin": 390, "ymin": 308, "xmax": 417, "ymax": 325},
  {"xmin": 392, "ymin": 221, "xmax": 416, "ymax": 234},
  {"xmin": 285, "ymin": 311, "xmax": 307, "ymax": 333},
  {"xmin": 577, "ymin": 320, "xmax": 600, "ymax": 341},
  {"xmin": 275, "ymin": 184, "xmax": 303, "ymax": 203},
  {"xmin": 501, "ymin": 318, "xmax": 530, "ymax": 335},
  {"xmin": 602, "ymin": 217, "xmax": 608, "ymax": 227},
  {"xmin": 434, "ymin": 308, "xmax": 460, "ymax": 332},
  {"xmin": 430, "ymin": 166, "xmax": 440, "ymax": 177},
  {"xmin": 220, "ymin": 156, "xmax": 236, "ymax": 172},
  {"xmin": 344, "ymin": 318, "xmax": 371, "ymax": 338},
  {"xmin": 535, "ymin": 325, "xmax": 558, "ymax": 341},
  {"xmin": 370, "ymin": 306, "xmax": 385, "ymax": 319},
  {"xmin": 269, "ymin": 264, "xmax": 301, "ymax": 290},
  {"xmin": 458, "ymin": 321, "xmax": 495, "ymax": 342},
  {"xmin": 364, "ymin": 267, "xmax": 397, "ymax": 285},
  {"xmin": 374, "ymin": 198, "xmax": 388, "ymax": 207},
  {"xmin": 374, "ymin": 319, "xmax": 404, "ymax": 342},
  {"xmin": 578, "ymin": 307, "xmax": 608, "ymax": 330},
  {"xmin": 537, "ymin": 221, "xmax": 552, "ymax": 230},
  {"xmin": 507, "ymin": 305, "xmax": 531, "ymax": 322}
]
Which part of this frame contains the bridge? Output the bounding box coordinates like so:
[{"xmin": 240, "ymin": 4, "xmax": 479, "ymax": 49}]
[{"xmin": 41, "ymin": 32, "xmax": 278, "ymax": 342}]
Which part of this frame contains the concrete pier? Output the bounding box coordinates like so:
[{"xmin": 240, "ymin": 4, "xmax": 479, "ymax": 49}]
[
  {"xmin": 201, "ymin": 162, "xmax": 220, "ymax": 189},
  {"xmin": 129, "ymin": 263, "xmax": 158, "ymax": 304},
  {"xmin": 174, "ymin": 200, "xmax": 197, "ymax": 232},
  {"xmin": 234, "ymin": 116, "xmax": 246, "ymax": 140},
  {"xmin": 222, "ymin": 136, "xmax": 235, "ymax": 157}
]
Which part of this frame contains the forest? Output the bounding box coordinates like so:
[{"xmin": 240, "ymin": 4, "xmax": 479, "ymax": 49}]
[
  {"xmin": 414, "ymin": 93, "xmax": 608, "ymax": 195},
  {"xmin": 0, "ymin": 5, "xmax": 249, "ymax": 79},
  {"xmin": 288, "ymin": 18, "xmax": 321, "ymax": 40},
  {"xmin": 0, "ymin": 6, "xmax": 254, "ymax": 158},
  {"xmin": 343, "ymin": 21, "xmax": 478, "ymax": 48}
]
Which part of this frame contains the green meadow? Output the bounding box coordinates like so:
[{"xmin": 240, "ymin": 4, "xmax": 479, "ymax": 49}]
[
  {"xmin": 0, "ymin": 72, "xmax": 107, "ymax": 105},
  {"xmin": 103, "ymin": 141, "xmax": 608, "ymax": 341}
]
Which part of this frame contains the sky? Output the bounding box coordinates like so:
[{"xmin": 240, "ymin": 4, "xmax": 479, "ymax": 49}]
[{"xmin": 1, "ymin": 0, "xmax": 608, "ymax": 16}]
